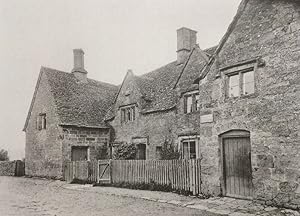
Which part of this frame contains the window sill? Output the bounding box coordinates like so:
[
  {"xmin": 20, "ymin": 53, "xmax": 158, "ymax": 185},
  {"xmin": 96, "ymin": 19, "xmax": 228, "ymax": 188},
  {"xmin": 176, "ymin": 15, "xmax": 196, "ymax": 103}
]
[
  {"xmin": 184, "ymin": 111, "xmax": 200, "ymax": 115},
  {"xmin": 226, "ymin": 92, "xmax": 258, "ymax": 102}
]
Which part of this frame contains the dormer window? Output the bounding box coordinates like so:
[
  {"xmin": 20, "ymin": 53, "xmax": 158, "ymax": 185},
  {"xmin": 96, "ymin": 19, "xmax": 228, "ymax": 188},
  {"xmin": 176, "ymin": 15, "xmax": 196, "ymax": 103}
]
[
  {"xmin": 121, "ymin": 105, "xmax": 136, "ymax": 123},
  {"xmin": 36, "ymin": 113, "xmax": 46, "ymax": 130},
  {"xmin": 184, "ymin": 92, "xmax": 199, "ymax": 114}
]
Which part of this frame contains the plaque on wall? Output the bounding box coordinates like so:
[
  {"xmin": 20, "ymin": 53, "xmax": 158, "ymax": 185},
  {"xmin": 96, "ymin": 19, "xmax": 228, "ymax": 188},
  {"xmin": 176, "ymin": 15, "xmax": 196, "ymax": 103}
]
[{"xmin": 200, "ymin": 114, "xmax": 213, "ymax": 124}]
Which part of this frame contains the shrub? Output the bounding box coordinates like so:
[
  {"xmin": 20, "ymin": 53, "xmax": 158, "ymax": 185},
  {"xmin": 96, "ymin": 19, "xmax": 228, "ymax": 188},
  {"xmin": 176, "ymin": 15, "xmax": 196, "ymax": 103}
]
[
  {"xmin": 113, "ymin": 143, "xmax": 137, "ymax": 160},
  {"xmin": 160, "ymin": 139, "xmax": 180, "ymax": 160}
]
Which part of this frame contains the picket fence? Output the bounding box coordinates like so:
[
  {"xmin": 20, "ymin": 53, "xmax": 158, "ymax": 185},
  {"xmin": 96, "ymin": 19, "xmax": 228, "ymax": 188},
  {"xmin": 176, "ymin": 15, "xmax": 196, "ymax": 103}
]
[
  {"xmin": 64, "ymin": 159, "xmax": 202, "ymax": 195},
  {"xmin": 111, "ymin": 159, "xmax": 202, "ymax": 195}
]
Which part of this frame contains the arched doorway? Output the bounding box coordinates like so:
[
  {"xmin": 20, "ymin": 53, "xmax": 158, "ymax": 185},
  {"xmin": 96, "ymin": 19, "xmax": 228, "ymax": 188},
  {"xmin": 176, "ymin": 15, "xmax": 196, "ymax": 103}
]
[{"xmin": 220, "ymin": 130, "xmax": 253, "ymax": 199}]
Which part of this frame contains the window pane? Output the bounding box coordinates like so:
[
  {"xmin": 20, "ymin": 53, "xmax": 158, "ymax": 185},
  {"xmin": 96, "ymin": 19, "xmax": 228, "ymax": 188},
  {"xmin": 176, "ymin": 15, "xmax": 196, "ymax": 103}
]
[
  {"xmin": 132, "ymin": 107, "xmax": 135, "ymax": 120},
  {"xmin": 127, "ymin": 108, "xmax": 131, "ymax": 121},
  {"xmin": 243, "ymin": 71, "xmax": 254, "ymax": 84},
  {"xmin": 243, "ymin": 71, "xmax": 254, "ymax": 95},
  {"xmin": 229, "ymin": 74, "xmax": 239, "ymax": 86},
  {"xmin": 190, "ymin": 141, "xmax": 196, "ymax": 159},
  {"xmin": 228, "ymin": 74, "xmax": 239, "ymax": 97},
  {"xmin": 243, "ymin": 82, "xmax": 254, "ymax": 95},
  {"xmin": 121, "ymin": 109, "xmax": 125, "ymax": 123},
  {"xmin": 195, "ymin": 95, "xmax": 200, "ymax": 111},
  {"xmin": 42, "ymin": 115, "xmax": 46, "ymax": 129},
  {"xmin": 183, "ymin": 142, "xmax": 189, "ymax": 159},
  {"xmin": 186, "ymin": 96, "xmax": 193, "ymax": 113}
]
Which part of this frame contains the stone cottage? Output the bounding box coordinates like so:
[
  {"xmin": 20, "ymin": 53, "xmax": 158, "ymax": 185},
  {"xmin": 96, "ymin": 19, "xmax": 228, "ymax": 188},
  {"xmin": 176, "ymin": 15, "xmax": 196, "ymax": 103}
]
[
  {"xmin": 24, "ymin": 28, "xmax": 215, "ymax": 178},
  {"xmin": 195, "ymin": 0, "xmax": 300, "ymax": 208},
  {"xmin": 106, "ymin": 27, "xmax": 216, "ymax": 160},
  {"xmin": 23, "ymin": 49, "xmax": 118, "ymax": 178},
  {"xmin": 23, "ymin": 0, "xmax": 300, "ymax": 208}
]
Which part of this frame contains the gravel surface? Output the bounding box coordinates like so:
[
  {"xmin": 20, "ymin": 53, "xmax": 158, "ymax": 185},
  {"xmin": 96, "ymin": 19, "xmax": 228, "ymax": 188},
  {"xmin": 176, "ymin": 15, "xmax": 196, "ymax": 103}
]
[{"xmin": 0, "ymin": 176, "xmax": 217, "ymax": 216}]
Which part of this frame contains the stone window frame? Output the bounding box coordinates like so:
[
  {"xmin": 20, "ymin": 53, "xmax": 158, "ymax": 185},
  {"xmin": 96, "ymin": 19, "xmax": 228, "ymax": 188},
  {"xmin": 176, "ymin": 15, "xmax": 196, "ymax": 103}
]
[
  {"xmin": 178, "ymin": 135, "xmax": 200, "ymax": 159},
  {"xmin": 220, "ymin": 58, "xmax": 264, "ymax": 99},
  {"xmin": 36, "ymin": 113, "xmax": 46, "ymax": 130},
  {"xmin": 226, "ymin": 68, "xmax": 255, "ymax": 98},
  {"xmin": 183, "ymin": 90, "xmax": 200, "ymax": 114},
  {"xmin": 120, "ymin": 104, "xmax": 136, "ymax": 124}
]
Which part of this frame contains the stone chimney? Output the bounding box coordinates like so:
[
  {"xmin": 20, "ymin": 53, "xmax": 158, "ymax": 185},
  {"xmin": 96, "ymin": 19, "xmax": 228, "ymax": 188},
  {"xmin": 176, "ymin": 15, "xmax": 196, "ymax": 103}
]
[
  {"xmin": 72, "ymin": 49, "xmax": 87, "ymax": 82},
  {"xmin": 177, "ymin": 27, "xmax": 197, "ymax": 65}
]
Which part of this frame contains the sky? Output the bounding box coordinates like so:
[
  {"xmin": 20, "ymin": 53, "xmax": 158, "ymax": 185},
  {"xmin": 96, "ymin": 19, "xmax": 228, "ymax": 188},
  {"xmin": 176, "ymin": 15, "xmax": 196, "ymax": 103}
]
[{"xmin": 0, "ymin": 0, "xmax": 241, "ymax": 160}]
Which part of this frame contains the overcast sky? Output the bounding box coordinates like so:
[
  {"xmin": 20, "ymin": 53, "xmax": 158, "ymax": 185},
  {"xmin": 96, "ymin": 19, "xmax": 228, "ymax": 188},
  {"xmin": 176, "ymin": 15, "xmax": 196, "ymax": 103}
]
[{"xmin": 0, "ymin": 0, "xmax": 241, "ymax": 160}]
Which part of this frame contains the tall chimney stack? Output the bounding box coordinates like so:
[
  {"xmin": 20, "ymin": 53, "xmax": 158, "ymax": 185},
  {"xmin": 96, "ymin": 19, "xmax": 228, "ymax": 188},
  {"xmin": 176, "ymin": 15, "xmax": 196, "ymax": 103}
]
[
  {"xmin": 72, "ymin": 49, "xmax": 87, "ymax": 82},
  {"xmin": 177, "ymin": 27, "xmax": 197, "ymax": 65}
]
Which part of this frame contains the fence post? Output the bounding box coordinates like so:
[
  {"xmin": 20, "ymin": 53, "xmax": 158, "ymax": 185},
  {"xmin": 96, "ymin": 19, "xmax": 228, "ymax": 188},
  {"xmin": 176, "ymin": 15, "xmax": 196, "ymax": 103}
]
[
  {"xmin": 97, "ymin": 160, "xmax": 100, "ymax": 183},
  {"xmin": 109, "ymin": 159, "xmax": 112, "ymax": 184}
]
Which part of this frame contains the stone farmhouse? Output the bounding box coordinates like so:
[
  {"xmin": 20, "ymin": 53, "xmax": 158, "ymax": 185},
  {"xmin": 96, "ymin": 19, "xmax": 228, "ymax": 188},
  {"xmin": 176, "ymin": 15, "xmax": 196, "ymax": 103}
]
[
  {"xmin": 24, "ymin": 0, "xmax": 300, "ymax": 207},
  {"xmin": 195, "ymin": 0, "xmax": 300, "ymax": 208},
  {"xmin": 23, "ymin": 27, "xmax": 215, "ymax": 177}
]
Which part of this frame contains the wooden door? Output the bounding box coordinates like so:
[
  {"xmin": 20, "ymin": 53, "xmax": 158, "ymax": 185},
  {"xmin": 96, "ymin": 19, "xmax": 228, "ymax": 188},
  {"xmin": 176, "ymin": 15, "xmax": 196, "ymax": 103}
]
[
  {"xmin": 136, "ymin": 144, "xmax": 146, "ymax": 160},
  {"xmin": 223, "ymin": 137, "xmax": 253, "ymax": 199},
  {"xmin": 71, "ymin": 146, "xmax": 88, "ymax": 161}
]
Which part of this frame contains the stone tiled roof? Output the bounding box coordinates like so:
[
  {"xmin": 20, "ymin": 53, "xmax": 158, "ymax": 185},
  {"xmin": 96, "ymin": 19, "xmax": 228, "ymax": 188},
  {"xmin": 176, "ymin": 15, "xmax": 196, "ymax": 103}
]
[
  {"xmin": 137, "ymin": 61, "xmax": 183, "ymax": 113},
  {"xmin": 43, "ymin": 67, "xmax": 118, "ymax": 128},
  {"xmin": 175, "ymin": 46, "xmax": 216, "ymax": 93},
  {"xmin": 106, "ymin": 45, "xmax": 217, "ymax": 118},
  {"xmin": 26, "ymin": 45, "xmax": 216, "ymax": 126}
]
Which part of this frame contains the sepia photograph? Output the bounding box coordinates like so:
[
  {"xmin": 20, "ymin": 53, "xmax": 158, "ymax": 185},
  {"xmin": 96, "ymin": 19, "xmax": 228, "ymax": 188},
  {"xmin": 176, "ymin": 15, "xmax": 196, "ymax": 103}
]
[{"xmin": 0, "ymin": 0, "xmax": 300, "ymax": 215}]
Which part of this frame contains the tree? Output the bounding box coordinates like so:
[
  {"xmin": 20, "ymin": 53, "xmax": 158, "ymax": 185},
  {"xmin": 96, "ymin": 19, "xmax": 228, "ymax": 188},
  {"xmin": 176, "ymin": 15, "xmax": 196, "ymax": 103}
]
[{"xmin": 0, "ymin": 149, "xmax": 9, "ymax": 161}]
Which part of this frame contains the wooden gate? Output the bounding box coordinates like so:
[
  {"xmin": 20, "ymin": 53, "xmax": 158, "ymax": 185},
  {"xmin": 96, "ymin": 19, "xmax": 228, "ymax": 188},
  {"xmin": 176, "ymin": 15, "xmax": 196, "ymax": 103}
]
[
  {"xmin": 98, "ymin": 160, "xmax": 111, "ymax": 184},
  {"xmin": 222, "ymin": 131, "xmax": 253, "ymax": 199}
]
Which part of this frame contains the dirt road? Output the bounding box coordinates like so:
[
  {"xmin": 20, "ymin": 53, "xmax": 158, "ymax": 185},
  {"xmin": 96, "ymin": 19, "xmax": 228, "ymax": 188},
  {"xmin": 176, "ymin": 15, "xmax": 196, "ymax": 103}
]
[{"xmin": 0, "ymin": 176, "xmax": 217, "ymax": 216}]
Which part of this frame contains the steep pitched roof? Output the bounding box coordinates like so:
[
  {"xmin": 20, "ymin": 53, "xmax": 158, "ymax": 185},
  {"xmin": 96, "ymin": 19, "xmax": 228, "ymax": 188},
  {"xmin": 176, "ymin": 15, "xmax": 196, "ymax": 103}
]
[
  {"xmin": 174, "ymin": 46, "xmax": 217, "ymax": 93},
  {"xmin": 24, "ymin": 67, "xmax": 119, "ymax": 130},
  {"xmin": 45, "ymin": 67, "xmax": 118, "ymax": 128},
  {"xmin": 137, "ymin": 61, "xmax": 183, "ymax": 113},
  {"xmin": 105, "ymin": 45, "xmax": 216, "ymax": 118}
]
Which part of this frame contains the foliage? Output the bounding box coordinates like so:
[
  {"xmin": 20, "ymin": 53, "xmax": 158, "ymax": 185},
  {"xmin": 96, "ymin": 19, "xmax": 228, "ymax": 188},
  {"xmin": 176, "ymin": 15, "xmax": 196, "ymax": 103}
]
[
  {"xmin": 112, "ymin": 143, "xmax": 137, "ymax": 160},
  {"xmin": 160, "ymin": 139, "xmax": 180, "ymax": 160},
  {"xmin": 0, "ymin": 149, "xmax": 9, "ymax": 161},
  {"xmin": 111, "ymin": 180, "xmax": 195, "ymax": 196},
  {"xmin": 95, "ymin": 145, "xmax": 109, "ymax": 160}
]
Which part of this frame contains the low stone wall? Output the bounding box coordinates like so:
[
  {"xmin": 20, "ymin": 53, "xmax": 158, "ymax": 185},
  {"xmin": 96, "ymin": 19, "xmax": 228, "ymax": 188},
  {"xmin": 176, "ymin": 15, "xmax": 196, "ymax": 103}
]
[{"xmin": 0, "ymin": 160, "xmax": 25, "ymax": 176}]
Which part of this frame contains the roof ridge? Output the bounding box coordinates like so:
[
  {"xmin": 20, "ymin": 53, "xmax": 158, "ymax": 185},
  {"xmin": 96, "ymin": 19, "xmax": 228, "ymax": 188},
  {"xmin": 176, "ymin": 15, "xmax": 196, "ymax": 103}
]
[
  {"xmin": 139, "ymin": 60, "xmax": 177, "ymax": 79},
  {"xmin": 196, "ymin": 0, "xmax": 250, "ymax": 82},
  {"xmin": 173, "ymin": 47, "xmax": 196, "ymax": 89},
  {"xmin": 41, "ymin": 66, "xmax": 118, "ymax": 88}
]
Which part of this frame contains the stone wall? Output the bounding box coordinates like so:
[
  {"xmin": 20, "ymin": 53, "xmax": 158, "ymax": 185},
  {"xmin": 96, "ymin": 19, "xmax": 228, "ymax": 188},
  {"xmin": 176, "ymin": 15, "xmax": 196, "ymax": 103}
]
[
  {"xmin": 198, "ymin": 0, "xmax": 300, "ymax": 209},
  {"xmin": 62, "ymin": 126, "xmax": 110, "ymax": 164},
  {"xmin": 109, "ymin": 108, "xmax": 178, "ymax": 159},
  {"xmin": 0, "ymin": 161, "xmax": 25, "ymax": 176},
  {"xmin": 25, "ymin": 71, "xmax": 63, "ymax": 178}
]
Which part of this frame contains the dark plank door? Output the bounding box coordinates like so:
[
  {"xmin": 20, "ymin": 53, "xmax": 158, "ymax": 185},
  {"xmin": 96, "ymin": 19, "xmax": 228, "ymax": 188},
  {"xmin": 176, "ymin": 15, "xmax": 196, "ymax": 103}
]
[
  {"xmin": 136, "ymin": 144, "xmax": 146, "ymax": 160},
  {"xmin": 71, "ymin": 147, "xmax": 88, "ymax": 161},
  {"xmin": 223, "ymin": 137, "xmax": 253, "ymax": 199}
]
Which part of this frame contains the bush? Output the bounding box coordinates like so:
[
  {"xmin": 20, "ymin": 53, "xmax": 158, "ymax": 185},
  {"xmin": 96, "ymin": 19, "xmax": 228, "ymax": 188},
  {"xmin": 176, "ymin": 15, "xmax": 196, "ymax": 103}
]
[
  {"xmin": 160, "ymin": 139, "xmax": 180, "ymax": 160},
  {"xmin": 113, "ymin": 143, "xmax": 137, "ymax": 160},
  {"xmin": 0, "ymin": 149, "xmax": 9, "ymax": 161},
  {"xmin": 110, "ymin": 180, "xmax": 196, "ymax": 196}
]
